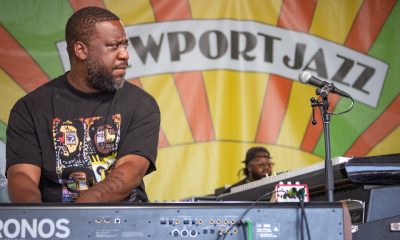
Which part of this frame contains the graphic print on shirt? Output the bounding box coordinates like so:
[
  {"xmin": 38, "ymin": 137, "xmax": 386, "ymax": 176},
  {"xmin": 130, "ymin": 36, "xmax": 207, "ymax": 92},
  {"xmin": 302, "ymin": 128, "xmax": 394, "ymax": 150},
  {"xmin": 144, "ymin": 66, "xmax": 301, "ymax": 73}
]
[{"xmin": 52, "ymin": 114, "xmax": 121, "ymax": 202}]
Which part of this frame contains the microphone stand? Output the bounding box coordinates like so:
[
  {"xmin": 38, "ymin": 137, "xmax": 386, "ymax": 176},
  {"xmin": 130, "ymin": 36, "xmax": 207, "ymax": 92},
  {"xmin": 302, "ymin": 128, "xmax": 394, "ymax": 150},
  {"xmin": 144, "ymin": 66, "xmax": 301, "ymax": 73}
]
[{"xmin": 310, "ymin": 85, "xmax": 335, "ymax": 202}]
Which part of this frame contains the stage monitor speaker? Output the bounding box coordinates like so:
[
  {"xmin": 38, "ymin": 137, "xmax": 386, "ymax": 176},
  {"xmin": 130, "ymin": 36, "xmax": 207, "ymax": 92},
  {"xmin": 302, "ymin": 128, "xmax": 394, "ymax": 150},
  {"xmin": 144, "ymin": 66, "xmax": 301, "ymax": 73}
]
[
  {"xmin": 366, "ymin": 185, "xmax": 400, "ymax": 222},
  {"xmin": 353, "ymin": 215, "xmax": 400, "ymax": 240}
]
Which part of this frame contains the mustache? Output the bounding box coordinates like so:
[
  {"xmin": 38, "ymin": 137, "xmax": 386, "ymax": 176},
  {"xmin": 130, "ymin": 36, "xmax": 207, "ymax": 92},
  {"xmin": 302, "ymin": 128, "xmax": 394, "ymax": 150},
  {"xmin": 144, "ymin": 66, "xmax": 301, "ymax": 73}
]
[{"xmin": 114, "ymin": 62, "xmax": 129, "ymax": 69}]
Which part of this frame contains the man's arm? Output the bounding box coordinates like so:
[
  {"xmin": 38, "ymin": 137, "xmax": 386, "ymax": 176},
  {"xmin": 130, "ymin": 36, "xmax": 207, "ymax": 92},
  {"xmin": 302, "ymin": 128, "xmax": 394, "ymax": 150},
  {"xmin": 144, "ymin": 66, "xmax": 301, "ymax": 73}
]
[
  {"xmin": 7, "ymin": 164, "xmax": 42, "ymax": 203},
  {"xmin": 75, "ymin": 154, "xmax": 150, "ymax": 203}
]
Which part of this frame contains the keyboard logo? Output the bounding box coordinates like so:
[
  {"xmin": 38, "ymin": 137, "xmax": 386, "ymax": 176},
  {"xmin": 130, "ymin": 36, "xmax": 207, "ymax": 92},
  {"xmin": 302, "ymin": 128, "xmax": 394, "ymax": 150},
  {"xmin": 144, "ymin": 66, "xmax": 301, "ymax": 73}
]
[{"xmin": 0, "ymin": 218, "xmax": 70, "ymax": 239}]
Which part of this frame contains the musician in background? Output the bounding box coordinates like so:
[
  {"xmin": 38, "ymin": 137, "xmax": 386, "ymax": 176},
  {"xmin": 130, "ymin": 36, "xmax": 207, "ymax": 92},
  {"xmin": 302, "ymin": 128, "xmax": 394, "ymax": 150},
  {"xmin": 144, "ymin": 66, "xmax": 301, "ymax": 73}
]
[{"xmin": 224, "ymin": 146, "xmax": 275, "ymax": 193}]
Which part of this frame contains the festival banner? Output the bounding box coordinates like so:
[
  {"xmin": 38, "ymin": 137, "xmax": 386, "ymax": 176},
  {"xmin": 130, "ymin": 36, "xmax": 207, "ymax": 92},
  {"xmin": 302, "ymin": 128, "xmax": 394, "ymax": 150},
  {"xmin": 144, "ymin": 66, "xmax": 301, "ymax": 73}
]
[{"xmin": 0, "ymin": 0, "xmax": 399, "ymax": 201}]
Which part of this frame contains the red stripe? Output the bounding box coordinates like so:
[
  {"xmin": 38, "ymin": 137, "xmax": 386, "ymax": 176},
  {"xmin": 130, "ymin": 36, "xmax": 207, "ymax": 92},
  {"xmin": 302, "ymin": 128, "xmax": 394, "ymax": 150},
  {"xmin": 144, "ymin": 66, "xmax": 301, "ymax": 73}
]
[
  {"xmin": 127, "ymin": 78, "xmax": 170, "ymax": 147},
  {"xmin": 152, "ymin": 0, "xmax": 215, "ymax": 141},
  {"xmin": 174, "ymin": 72, "xmax": 215, "ymax": 141},
  {"xmin": 68, "ymin": 0, "xmax": 105, "ymax": 11},
  {"xmin": 256, "ymin": 75, "xmax": 292, "ymax": 143},
  {"xmin": 345, "ymin": 96, "xmax": 400, "ymax": 156},
  {"xmin": 278, "ymin": 0, "xmax": 317, "ymax": 32},
  {"xmin": 300, "ymin": 95, "xmax": 340, "ymax": 152},
  {"xmin": 151, "ymin": 0, "xmax": 192, "ymax": 21},
  {"xmin": 158, "ymin": 128, "xmax": 170, "ymax": 148},
  {"xmin": 0, "ymin": 25, "xmax": 48, "ymax": 92},
  {"xmin": 127, "ymin": 78, "xmax": 142, "ymax": 87},
  {"xmin": 256, "ymin": 0, "xmax": 317, "ymax": 143},
  {"xmin": 345, "ymin": 0, "xmax": 397, "ymax": 53}
]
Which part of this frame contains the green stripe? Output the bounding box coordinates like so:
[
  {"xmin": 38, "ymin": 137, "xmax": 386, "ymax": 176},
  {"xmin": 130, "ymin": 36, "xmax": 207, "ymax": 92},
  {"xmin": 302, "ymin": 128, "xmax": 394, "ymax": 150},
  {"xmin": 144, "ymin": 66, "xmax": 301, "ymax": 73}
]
[
  {"xmin": 0, "ymin": 0, "xmax": 73, "ymax": 79},
  {"xmin": 314, "ymin": 2, "xmax": 400, "ymax": 157},
  {"xmin": 0, "ymin": 121, "xmax": 6, "ymax": 142}
]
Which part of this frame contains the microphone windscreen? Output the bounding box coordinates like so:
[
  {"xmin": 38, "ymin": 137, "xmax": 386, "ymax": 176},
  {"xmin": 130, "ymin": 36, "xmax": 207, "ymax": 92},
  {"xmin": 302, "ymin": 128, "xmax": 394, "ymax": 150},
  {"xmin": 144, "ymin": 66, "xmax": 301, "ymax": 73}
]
[{"xmin": 298, "ymin": 71, "xmax": 311, "ymax": 83}]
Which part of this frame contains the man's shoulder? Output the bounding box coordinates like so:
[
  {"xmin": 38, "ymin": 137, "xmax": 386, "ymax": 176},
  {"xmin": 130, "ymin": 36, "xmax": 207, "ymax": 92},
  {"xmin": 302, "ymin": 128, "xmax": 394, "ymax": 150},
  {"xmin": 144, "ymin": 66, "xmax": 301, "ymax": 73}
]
[
  {"xmin": 9, "ymin": 74, "xmax": 67, "ymax": 116},
  {"xmin": 14, "ymin": 74, "xmax": 66, "ymax": 106}
]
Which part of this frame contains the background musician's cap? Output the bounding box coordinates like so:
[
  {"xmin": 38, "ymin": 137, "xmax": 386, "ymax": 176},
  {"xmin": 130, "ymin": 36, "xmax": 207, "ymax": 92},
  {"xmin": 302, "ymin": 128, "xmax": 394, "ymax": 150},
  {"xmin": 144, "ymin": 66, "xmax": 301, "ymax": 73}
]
[{"xmin": 243, "ymin": 146, "xmax": 272, "ymax": 165}]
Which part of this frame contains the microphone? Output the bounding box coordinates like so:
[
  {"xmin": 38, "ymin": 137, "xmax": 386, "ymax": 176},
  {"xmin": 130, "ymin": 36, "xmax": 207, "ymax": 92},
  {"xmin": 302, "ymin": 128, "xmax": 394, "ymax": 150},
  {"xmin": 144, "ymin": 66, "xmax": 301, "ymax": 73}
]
[{"xmin": 298, "ymin": 71, "xmax": 351, "ymax": 98}]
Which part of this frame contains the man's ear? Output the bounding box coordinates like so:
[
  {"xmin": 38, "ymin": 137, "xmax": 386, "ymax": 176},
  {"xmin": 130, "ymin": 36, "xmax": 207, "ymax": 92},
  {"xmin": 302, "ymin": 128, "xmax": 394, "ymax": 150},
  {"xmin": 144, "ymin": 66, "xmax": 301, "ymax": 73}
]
[{"xmin": 74, "ymin": 41, "xmax": 88, "ymax": 60}]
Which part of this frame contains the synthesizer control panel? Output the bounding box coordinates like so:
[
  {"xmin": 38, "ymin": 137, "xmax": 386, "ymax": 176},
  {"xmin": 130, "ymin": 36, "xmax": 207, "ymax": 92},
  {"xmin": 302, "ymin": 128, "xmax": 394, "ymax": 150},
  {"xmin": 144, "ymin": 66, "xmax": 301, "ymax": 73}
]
[{"xmin": 0, "ymin": 202, "xmax": 348, "ymax": 239}]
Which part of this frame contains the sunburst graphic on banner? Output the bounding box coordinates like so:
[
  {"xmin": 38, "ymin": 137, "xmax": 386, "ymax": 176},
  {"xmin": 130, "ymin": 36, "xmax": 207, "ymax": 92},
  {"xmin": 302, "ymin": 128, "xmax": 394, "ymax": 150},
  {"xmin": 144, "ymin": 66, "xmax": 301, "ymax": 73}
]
[{"xmin": 0, "ymin": 0, "xmax": 399, "ymax": 201}]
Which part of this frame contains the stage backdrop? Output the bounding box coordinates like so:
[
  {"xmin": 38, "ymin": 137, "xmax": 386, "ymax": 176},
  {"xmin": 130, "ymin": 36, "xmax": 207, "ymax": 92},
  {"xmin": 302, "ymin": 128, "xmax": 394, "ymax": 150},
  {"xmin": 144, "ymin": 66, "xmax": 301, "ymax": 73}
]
[{"xmin": 0, "ymin": 0, "xmax": 399, "ymax": 201}]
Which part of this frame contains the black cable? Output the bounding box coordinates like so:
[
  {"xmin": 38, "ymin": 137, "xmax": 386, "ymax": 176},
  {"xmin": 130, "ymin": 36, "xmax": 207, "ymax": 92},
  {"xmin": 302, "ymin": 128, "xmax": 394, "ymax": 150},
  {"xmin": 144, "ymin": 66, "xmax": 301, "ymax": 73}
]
[
  {"xmin": 297, "ymin": 191, "xmax": 312, "ymax": 240},
  {"xmin": 242, "ymin": 221, "xmax": 248, "ymax": 240},
  {"xmin": 216, "ymin": 233, "xmax": 221, "ymax": 240},
  {"xmin": 328, "ymin": 95, "xmax": 354, "ymax": 115},
  {"xmin": 300, "ymin": 199, "xmax": 304, "ymax": 240},
  {"xmin": 301, "ymin": 200, "xmax": 312, "ymax": 240},
  {"xmin": 218, "ymin": 190, "xmax": 283, "ymax": 240}
]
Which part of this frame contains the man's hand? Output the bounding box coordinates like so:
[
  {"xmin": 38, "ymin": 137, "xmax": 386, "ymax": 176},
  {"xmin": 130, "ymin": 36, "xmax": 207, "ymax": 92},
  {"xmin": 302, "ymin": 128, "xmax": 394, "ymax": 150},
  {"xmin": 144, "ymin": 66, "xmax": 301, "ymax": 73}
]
[
  {"xmin": 7, "ymin": 164, "xmax": 42, "ymax": 203},
  {"xmin": 76, "ymin": 154, "xmax": 150, "ymax": 203}
]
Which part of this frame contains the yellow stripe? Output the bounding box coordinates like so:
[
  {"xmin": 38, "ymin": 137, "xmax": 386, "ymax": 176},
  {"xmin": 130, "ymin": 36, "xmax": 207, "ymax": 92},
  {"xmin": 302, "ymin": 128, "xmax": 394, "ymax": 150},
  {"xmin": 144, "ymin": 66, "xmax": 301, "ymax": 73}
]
[
  {"xmin": 104, "ymin": 0, "xmax": 155, "ymax": 25},
  {"xmin": 190, "ymin": 0, "xmax": 282, "ymax": 24},
  {"xmin": 140, "ymin": 74, "xmax": 193, "ymax": 145},
  {"xmin": 203, "ymin": 70, "xmax": 269, "ymax": 141},
  {"xmin": 277, "ymin": 82, "xmax": 315, "ymax": 147},
  {"xmin": 0, "ymin": 69, "xmax": 26, "ymax": 123},
  {"xmin": 368, "ymin": 127, "xmax": 400, "ymax": 156},
  {"xmin": 310, "ymin": 0, "xmax": 363, "ymax": 43}
]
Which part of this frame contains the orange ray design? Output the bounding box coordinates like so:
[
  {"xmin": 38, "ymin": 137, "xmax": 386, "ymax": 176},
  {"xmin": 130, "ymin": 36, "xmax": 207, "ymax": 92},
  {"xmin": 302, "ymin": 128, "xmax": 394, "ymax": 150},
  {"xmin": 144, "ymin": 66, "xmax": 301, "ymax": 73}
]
[
  {"xmin": 0, "ymin": 25, "xmax": 48, "ymax": 92},
  {"xmin": 151, "ymin": 0, "xmax": 192, "ymax": 21},
  {"xmin": 127, "ymin": 78, "xmax": 142, "ymax": 87},
  {"xmin": 345, "ymin": 0, "xmax": 397, "ymax": 53},
  {"xmin": 151, "ymin": 0, "xmax": 215, "ymax": 142},
  {"xmin": 257, "ymin": 0, "xmax": 317, "ymax": 144},
  {"xmin": 174, "ymin": 72, "xmax": 215, "ymax": 141},
  {"xmin": 278, "ymin": 0, "xmax": 317, "ymax": 32},
  {"xmin": 346, "ymin": 96, "xmax": 400, "ymax": 156},
  {"xmin": 68, "ymin": 0, "xmax": 106, "ymax": 10},
  {"xmin": 256, "ymin": 75, "xmax": 292, "ymax": 143},
  {"xmin": 156, "ymin": 128, "xmax": 170, "ymax": 148}
]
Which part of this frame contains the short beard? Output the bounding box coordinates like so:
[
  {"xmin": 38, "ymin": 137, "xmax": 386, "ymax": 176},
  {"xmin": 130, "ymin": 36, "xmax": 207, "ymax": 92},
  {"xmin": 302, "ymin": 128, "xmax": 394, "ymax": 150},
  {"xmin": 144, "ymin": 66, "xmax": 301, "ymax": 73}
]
[
  {"xmin": 86, "ymin": 58, "xmax": 125, "ymax": 93},
  {"xmin": 249, "ymin": 172, "xmax": 266, "ymax": 181}
]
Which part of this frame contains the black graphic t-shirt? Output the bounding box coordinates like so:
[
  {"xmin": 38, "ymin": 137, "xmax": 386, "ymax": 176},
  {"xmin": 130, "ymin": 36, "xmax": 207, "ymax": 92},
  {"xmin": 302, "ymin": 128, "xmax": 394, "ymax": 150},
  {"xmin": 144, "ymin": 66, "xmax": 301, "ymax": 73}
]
[{"xmin": 6, "ymin": 74, "xmax": 160, "ymax": 202}]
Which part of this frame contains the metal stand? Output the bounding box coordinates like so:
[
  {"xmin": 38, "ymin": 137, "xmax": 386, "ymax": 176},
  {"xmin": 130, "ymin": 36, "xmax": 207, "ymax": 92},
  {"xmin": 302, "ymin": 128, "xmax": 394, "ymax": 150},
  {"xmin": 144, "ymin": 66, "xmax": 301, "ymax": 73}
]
[{"xmin": 310, "ymin": 85, "xmax": 335, "ymax": 202}]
